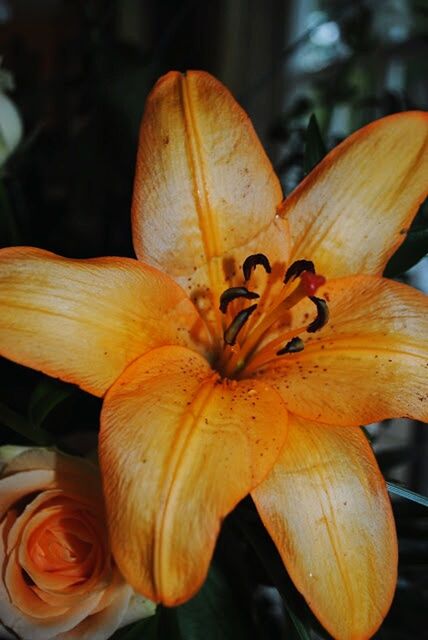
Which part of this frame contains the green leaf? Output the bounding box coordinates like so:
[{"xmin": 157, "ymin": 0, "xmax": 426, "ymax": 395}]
[
  {"xmin": 303, "ymin": 114, "xmax": 327, "ymax": 175},
  {"xmin": 175, "ymin": 566, "xmax": 249, "ymax": 640},
  {"xmin": 0, "ymin": 177, "xmax": 20, "ymax": 245},
  {"xmin": 232, "ymin": 506, "xmax": 313, "ymax": 640},
  {"xmin": 384, "ymin": 227, "xmax": 428, "ymax": 277},
  {"xmin": 387, "ymin": 481, "xmax": 428, "ymax": 508},
  {"xmin": 281, "ymin": 601, "xmax": 312, "ymax": 640},
  {"xmin": 158, "ymin": 607, "xmax": 183, "ymax": 640},
  {"xmin": 384, "ymin": 198, "xmax": 428, "ymax": 277},
  {"xmin": 376, "ymin": 446, "xmax": 414, "ymax": 473},
  {"xmin": 28, "ymin": 378, "xmax": 74, "ymax": 428},
  {"xmin": 0, "ymin": 401, "xmax": 52, "ymax": 445},
  {"xmin": 111, "ymin": 613, "xmax": 159, "ymax": 640}
]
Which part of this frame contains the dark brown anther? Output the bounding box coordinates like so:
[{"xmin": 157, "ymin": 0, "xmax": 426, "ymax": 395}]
[
  {"xmin": 284, "ymin": 259, "xmax": 315, "ymax": 283},
  {"xmin": 307, "ymin": 297, "xmax": 329, "ymax": 333},
  {"xmin": 219, "ymin": 287, "xmax": 260, "ymax": 313},
  {"xmin": 276, "ymin": 337, "xmax": 305, "ymax": 356},
  {"xmin": 243, "ymin": 253, "xmax": 272, "ymax": 281},
  {"xmin": 224, "ymin": 304, "xmax": 258, "ymax": 345}
]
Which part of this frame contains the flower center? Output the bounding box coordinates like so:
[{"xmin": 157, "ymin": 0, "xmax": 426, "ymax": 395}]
[
  {"xmin": 216, "ymin": 254, "xmax": 329, "ymax": 378},
  {"xmin": 28, "ymin": 507, "xmax": 98, "ymax": 581}
]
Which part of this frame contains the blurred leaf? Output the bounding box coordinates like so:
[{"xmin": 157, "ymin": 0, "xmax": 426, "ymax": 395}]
[
  {"xmin": 28, "ymin": 378, "xmax": 74, "ymax": 428},
  {"xmin": 387, "ymin": 481, "xmax": 428, "ymax": 507},
  {"xmin": 159, "ymin": 607, "xmax": 183, "ymax": 640},
  {"xmin": 0, "ymin": 67, "xmax": 14, "ymax": 92},
  {"xmin": 384, "ymin": 227, "xmax": 428, "ymax": 277},
  {"xmin": 277, "ymin": 600, "xmax": 311, "ymax": 640},
  {"xmin": 0, "ymin": 178, "xmax": 20, "ymax": 245},
  {"xmin": 112, "ymin": 612, "xmax": 159, "ymax": 640},
  {"xmin": 341, "ymin": 4, "xmax": 374, "ymax": 52},
  {"xmin": 361, "ymin": 425, "xmax": 374, "ymax": 444},
  {"xmin": 270, "ymin": 98, "xmax": 313, "ymax": 140},
  {"xmin": 176, "ymin": 565, "xmax": 249, "ymax": 640},
  {"xmin": 111, "ymin": 606, "xmax": 183, "ymax": 640},
  {"xmin": 0, "ymin": 401, "xmax": 52, "ymax": 445},
  {"xmin": 314, "ymin": 67, "xmax": 357, "ymax": 105},
  {"xmin": 376, "ymin": 446, "xmax": 414, "ymax": 473},
  {"xmin": 232, "ymin": 505, "xmax": 314, "ymax": 640},
  {"xmin": 286, "ymin": 96, "xmax": 313, "ymax": 119},
  {"xmin": 303, "ymin": 114, "xmax": 327, "ymax": 175}
]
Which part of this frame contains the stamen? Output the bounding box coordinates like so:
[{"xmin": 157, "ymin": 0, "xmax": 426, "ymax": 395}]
[
  {"xmin": 284, "ymin": 260, "xmax": 315, "ymax": 283},
  {"xmin": 243, "ymin": 253, "xmax": 272, "ymax": 281},
  {"xmin": 226, "ymin": 272, "xmax": 320, "ymax": 370},
  {"xmin": 307, "ymin": 297, "xmax": 329, "ymax": 333},
  {"xmin": 223, "ymin": 255, "xmax": 328, "ymax": 377},
  {"xmin": 219, "ymin": 287, "xmax": 260, "ymax": 313},
  {"xmin": 276, "ymin": 337, "xmax": 305, "ymax": 356},
  {"xmin": 224, "ymin": 304, "xmax": 258, "ymax": 346}
]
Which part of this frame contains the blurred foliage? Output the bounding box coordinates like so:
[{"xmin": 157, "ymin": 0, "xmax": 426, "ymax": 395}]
[
  {"xmin": 0, "ymin": 1, "xmax": 427, "ymax": 638},
  {"xmin": 302, "ymin": 113, "xmax": 326, "ymax": 174},
  {"xmin": 271, "ymin": 0, "xmax": 428, "ymax": 195},
  {"xmin": 385, "ymin": 200, "xmax": 428, "ymax": 277}
]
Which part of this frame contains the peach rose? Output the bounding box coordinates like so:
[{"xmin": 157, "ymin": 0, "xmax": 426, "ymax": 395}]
[{"xmin": 0, "ymin": 446, "xmax": 155, "ymax": 640}]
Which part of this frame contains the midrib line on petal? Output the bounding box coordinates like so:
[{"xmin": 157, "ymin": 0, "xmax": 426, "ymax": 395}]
[
  {"xmin": 318, "ymin": 483, "xmax": 354, "ymax": 613},
  {"xmin": 154, "ymin": 375, "xmax": 218, "ymax": 597},
  {"xmin": 178, "ymin": 75, "xmax": 223, "ymax": 303},
  {"xmin": 305, "ymin": 428, "xmax": 354, "ymax": 613}
]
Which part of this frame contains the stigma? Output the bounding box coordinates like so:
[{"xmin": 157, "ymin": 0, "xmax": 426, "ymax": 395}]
[{"xmin": 217, "ymin": 254, "xmax": 329, "ymax": 377}]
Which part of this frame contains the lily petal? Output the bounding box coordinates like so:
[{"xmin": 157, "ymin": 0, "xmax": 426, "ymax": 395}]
[
  {"xmin": 0, "ymin": 247, "xmax": 205, "ymax": 396},
  {"xmin": 132, "ymin": 70, "xmax": 289, "ymax": 321},
  {"xmin": 257, "ymin": 275, "xmax": 428, "ymax": 425},
  {"xmin": 280, "ymin": 112, "xmax": 428, "ymax": 277},
  {"xmin": 252, "ymin": 415, "xmax": 397, "ymax": 640},
  {"xmin": 99, "ymin": 345, "xmax": 288, "ymax": 605}
]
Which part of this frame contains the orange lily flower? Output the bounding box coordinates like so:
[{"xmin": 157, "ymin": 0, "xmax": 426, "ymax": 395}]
[{"xmin": 0, "ymin": 70, "xmax": 428, "ymax": 640}]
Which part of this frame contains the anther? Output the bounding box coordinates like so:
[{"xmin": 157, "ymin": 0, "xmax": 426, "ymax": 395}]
[
  {"xmin": 307, "ymin": 297, "xmax": 329, "ymax": 333},
  {"xmin": 219, "ymin": 287, "xmax": 260, "ymax": 313},
  {"xmin": 284, "ymin": 259, "xmax": 315, "ymax": 283},
  {"xmin": 224, "ymin": 304, "xmax": 258, "ymax": 345},
  {"xmin": 243, "ymin": 254, "xmax": 272, "ymax": 281},
  {"xmin": 276, "ymin": 337, "xmax": 305, "ymax": 356}
]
